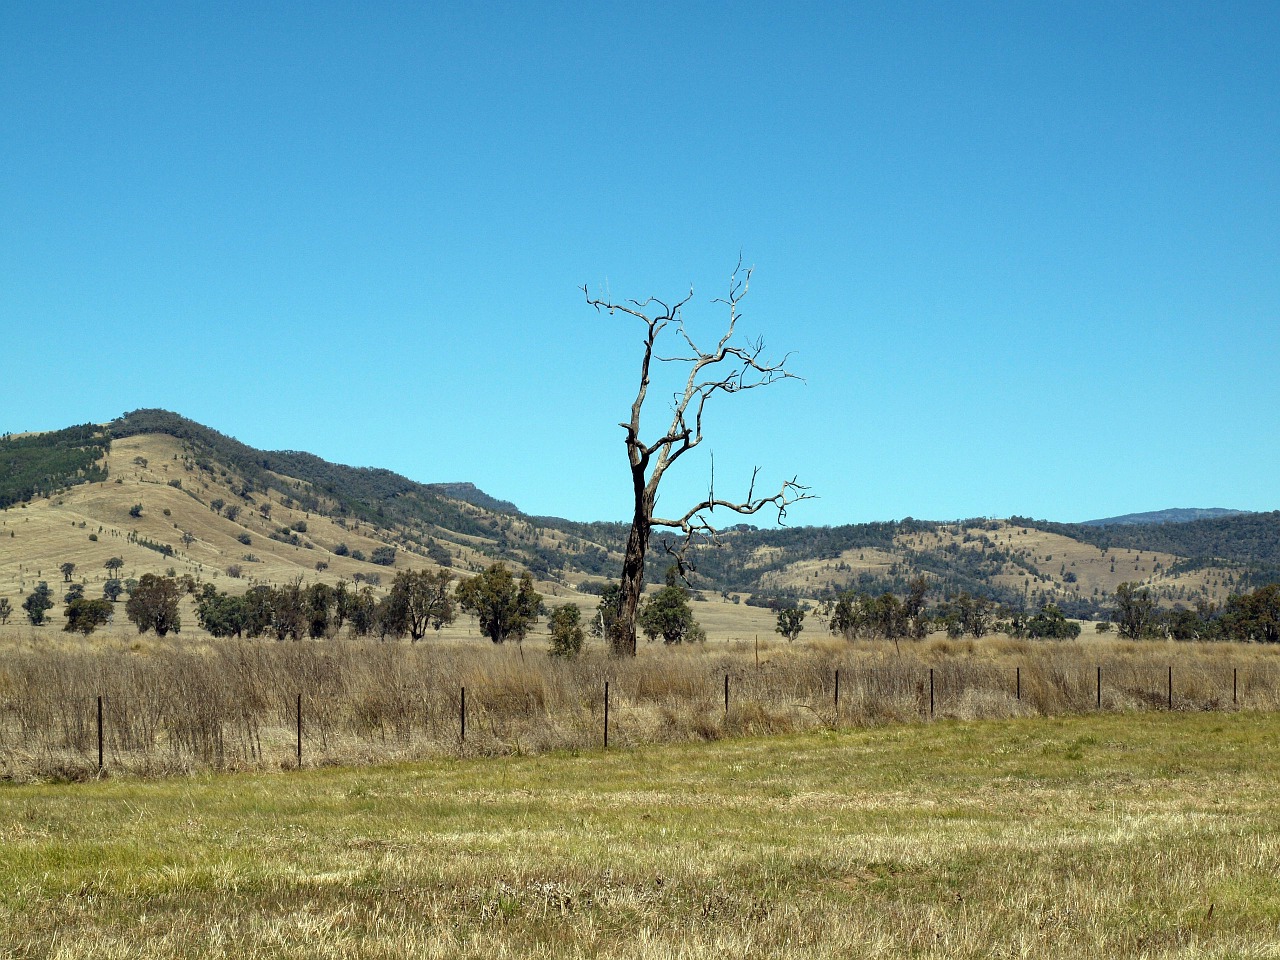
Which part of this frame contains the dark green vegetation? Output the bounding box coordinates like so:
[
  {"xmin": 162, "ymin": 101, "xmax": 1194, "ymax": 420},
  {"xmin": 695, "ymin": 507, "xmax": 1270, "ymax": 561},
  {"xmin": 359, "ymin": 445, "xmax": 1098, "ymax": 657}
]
[
  {"xmin": 0, "ymin": 423, "xmax": 108, "ymax": 509},
  {"xmin": 3, "ymin": 712, "xmax": 1280, "ymax": 958}
]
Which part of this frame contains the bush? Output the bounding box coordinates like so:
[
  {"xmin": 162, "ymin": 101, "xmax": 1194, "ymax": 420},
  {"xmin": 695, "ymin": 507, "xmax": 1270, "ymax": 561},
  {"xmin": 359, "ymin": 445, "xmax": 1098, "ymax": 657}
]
[
  {"xmin": 237, "ymin": 532, "xmax": 252, "ymax": 545},
  {"xmin": 548, "ymin": 603, "xmax": 585, "ymax": 658},
  {"xmin": 129, "ymin": 504, "xmax": 143, "ymax": 518},
  {"xmin": 350, "ymin": 549, "xmax": 366, "ymax": 563},
  {"xmin": 226, "ymin": 565, "xmax": 243, "ymax": 579},
  {"xmin": 370, "ymin": 545, "xmax": 397, "ymax": 566},
  {"xmin": 333, "ymin": 543, "xmax": 350, "ymax": 557}
]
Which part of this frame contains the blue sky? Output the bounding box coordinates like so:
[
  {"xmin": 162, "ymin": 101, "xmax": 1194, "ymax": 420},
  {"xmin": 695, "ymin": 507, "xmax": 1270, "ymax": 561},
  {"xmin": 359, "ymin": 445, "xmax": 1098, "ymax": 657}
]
[{"xmin": 2, "ymin": 2, "xmax": 1277, "ymax": 525}]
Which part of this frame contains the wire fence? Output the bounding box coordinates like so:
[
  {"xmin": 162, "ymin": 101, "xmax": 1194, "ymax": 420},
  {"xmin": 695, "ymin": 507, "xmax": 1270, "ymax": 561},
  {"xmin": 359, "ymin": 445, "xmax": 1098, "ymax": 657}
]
[{"xmin": 1, "ymin": 639, "xmax": 1277, "ymax": 780}]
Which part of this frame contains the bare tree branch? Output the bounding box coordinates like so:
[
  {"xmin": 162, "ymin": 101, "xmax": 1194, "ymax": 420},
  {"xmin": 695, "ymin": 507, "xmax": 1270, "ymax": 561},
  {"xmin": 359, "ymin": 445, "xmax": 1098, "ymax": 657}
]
[{"xmin": 582, "ymin": 261, "xmax": 811, "ymax": 655}]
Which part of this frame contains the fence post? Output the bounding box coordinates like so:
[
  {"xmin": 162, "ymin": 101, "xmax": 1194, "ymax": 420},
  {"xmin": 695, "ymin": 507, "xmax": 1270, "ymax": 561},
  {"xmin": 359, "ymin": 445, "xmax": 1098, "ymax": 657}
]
[
  {"xmin": 1016, "ymin": 666, "xmax": 1021, "ymax": 702},
  {"xmin": 1096, "ymin": 666, "xmax": 1101, "ymax": 709},
  {"xmin": 460, "ymin": 686, "xmax": 466, "ymax": 745},
  {"xmin": 834, "ymin": 668, "xmax": 840, "ymax": 710},
  {"xmin": 929, "ymin": 668, "xmax": 935, "ymax": 718},
  {"xmin": 97, "ymin": 695, "xmax": 104, "ymax": 774},
  {"xmin": 1234, "ymin": 667, "xmax": 1238, "ymax": 706},
  {"xmin": 295, "ymin": 693, "xmax": 302, "ymax": 769},
  {"xmin": 1168, "ymin": 665, "xmax": 1173, "ymax": 710},
  {"xmin": 724, "ymin": 673, "xmax": 730, "ymax": 716},
  {"xmin": 604, "ymin": 681, "xmax": 609, "ymax": 749}
]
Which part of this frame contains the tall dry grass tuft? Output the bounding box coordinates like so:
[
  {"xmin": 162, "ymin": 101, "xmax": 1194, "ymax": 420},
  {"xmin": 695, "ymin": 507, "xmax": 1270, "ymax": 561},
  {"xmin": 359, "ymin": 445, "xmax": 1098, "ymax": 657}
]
[{"xmin": 0, "ymin": 635, "xmax": 1278, "ymax": 780}]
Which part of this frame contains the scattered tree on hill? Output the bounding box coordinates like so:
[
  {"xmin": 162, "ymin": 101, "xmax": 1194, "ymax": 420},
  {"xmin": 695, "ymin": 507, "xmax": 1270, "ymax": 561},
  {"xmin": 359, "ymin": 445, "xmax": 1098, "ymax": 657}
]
[
  {"xmin": 0, "ymin": 598, "xmax": 10, "ymax": 624},
  {"xmin": 65, "ymin": 597, "xmax": 112, "ymax": 635},
  {"xmin": 456, "ymin": 563, "xmax": 541, "ymax": 644},
  {"xmin": 637, "ymin": 568, "xmax": 705, "ymax": 645},
  {"xmin": 583, "ymin": 261, "xmax": 810, "ymax": 655},
  {"xmin": 23, "ymin": 582, "xmax": 54, "ymax": 625},
  {"xmin": 59, "ymin": 561, "xmax": 76, "ymax": 583},
  {"xmin": 105, "ymin": 556, "xmax": 124, "ymax": 579},
  {"xmin": 64, "ymin": 583, "xmax": 85, "ymax": 604},
  {"xmin": 129, "ymin": 503, "xmax": 143, "ymax": 518},
  {"xmin": 371, "ymin": 545, "xmax": 397, "ymax": 566},
  {"xmin": 548, "ymin": 603, "xmax": 585, "ymax": 658},
  {"xmin": 124, "ymin": 574, "xmax": 182, "ymax": 636},
  {"xmin": 223, "ymin": 504, "xmax": 240, "ymax": 522}
]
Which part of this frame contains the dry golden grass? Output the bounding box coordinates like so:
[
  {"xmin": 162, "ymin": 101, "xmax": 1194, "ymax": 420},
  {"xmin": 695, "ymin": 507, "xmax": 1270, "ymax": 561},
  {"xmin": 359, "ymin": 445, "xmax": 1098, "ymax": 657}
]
[
  {"xmin": 2, "ymin": 710, "xmax": 1280, "ymax": 957},
  {"xmin": 2, "ymin": 629, "xmax": 1278, "ymax": 783}
]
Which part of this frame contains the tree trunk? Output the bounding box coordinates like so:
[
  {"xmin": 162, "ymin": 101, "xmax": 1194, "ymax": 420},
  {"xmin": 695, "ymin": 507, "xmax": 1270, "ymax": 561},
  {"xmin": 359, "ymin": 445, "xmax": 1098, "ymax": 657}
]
[{"xmin": 612, "ymin": 497, "xmax": 653, "ymax": 657}]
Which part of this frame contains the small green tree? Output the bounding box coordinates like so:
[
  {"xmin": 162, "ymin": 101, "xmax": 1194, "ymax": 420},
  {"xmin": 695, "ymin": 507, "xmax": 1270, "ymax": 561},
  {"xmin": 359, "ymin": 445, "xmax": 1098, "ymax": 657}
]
[
  {"xmin": 129, "ymin": 503, "xmax": 143, "ymax": 518},
  {"xmin": 1113, "ymin": 582, "xmax": 1157, "ymax": 639},
  {"xmin": 0, "ymin": 597, "xmax": 13, "ymax": 625},
  {"xmin": 104, "ymin": 556, "xmax": 124, "ymax": 579},
  {"xmin": 590, "ymin": 582, "xmax": 622, "ymax": 640},
  {"xmin": 124, "ymin": 574, "xmax": 182, "ymax": 636},
  {"xmin": 456, "ymin": 563, "xmax": 542, "ymax": 644},
  {"xmin": 384, "ymin": 568, "xmax": 455, "ymax": 641},
  {"xmin": 637, "ymin": 569, "xmax": 705, "ymax": 645},
  {"xmin": 23, "ymin": 582, "xmax": 55, "ymax": 625},
  {"xmin": 370, "ymin": 545, "xmax": 397, "ymax": 566},
  {"xmin": 195, "ymin": 586, "xmax": 248, "ymax": 638},
  {"xmin": 548, "ymin": 603, "xmax": 585, "ymax": 658},
  {"xmin": 65, "ymin": 597, "xmax": 112, "ymax": 635},
  {"xmin": 59, "ymin": 561, "xmax": 76, "ymax": 583},
  {"xmin": 775, "ymin": 603, "xmax": 805, "ymax": 642}
]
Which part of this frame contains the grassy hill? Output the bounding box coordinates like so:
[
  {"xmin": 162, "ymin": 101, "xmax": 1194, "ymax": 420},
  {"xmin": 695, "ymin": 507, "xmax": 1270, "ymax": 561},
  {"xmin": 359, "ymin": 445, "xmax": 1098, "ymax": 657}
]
[{"xmin": 0, "ymin": 410, "xmax": 1276, "ymax": 629}]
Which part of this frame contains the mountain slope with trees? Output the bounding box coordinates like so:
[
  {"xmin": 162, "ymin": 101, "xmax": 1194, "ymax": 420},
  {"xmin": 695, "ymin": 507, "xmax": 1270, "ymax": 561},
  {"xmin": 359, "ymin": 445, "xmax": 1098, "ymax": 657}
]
[{"xmin": 0, "ymin": 411, "xmax": 1275, "ymax": 625}]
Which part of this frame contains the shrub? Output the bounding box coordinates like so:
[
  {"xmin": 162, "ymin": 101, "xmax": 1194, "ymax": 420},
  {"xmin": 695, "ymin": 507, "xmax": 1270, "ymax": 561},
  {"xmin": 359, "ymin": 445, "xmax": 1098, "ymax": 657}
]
[
  {"xmin": 548, "ymin": 603, "xmax": 585, "ymax": 658},
  {"xmin": 370, "ymin": 545, "xmax": 397, "ymax": 566},
  {"xmin": 333, "ymin": 543, "xmax": 350, "ymax": 557},
  {"xmin": 226, "ymin": 565, "xmax": 243, "ymax": 579},
  {"xmin": 129, "ymin": 503, "xmax": 143, "ymax": 518},
  {"xmin": 237, "ymin": 532, "xmax": 252, "ymax": 545},
  {"xmin": 350, "ymin": 549, "xmax": 366, "ymax": 562}
]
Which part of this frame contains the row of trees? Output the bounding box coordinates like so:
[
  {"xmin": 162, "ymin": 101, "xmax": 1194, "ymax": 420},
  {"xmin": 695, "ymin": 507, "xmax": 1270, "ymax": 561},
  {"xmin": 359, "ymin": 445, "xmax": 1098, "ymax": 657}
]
[
  {"xmin": 1113, "ymin": 581, "xmax": 1280, "ymax": 643},
  {"xmin": 818, "ymin": 580, "xmax": 1083, "ymax": 641}
]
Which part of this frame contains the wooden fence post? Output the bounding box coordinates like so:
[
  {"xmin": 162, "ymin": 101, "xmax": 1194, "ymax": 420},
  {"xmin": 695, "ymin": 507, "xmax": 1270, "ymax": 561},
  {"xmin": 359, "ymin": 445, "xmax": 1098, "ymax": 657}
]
[
  {"xmin": 604, "ymin": 681, "xmax": 609, "ymax": 749},
  {"xmin": 97, "ymin": 695, "xmax": 104, "ymax": 774},
  {"xmin": 834, "ymin": 669, "xmax": 840, "ymax": 710},
  {"xmin": 1234, "ymin": 667, "xmax": 1238, "ymax": 706},
  {"xmin": 1016, "ymin": 666, "xmax": 1021, "ymax": 702},
  {"xmin": 295, "ymin": 693, "xmax": 302, "ymax": 769},
  {"xmin": 1096, "ymin": 666, "xmax": 1101, "ymax": 709},
  {"xmin": 724, "ymin": 674, "xmax": 730, "ymax": 716},
  {"xmin": 929, "ymin": 668, "xmax": 935, "ymax": 718},
  {"xmin": 460, "ymin": 686, "xmax": 466, "ymax": 745},
  {"xmin": 1168, "ymin": 665, "xmax": 1173, "ymax": 710}
]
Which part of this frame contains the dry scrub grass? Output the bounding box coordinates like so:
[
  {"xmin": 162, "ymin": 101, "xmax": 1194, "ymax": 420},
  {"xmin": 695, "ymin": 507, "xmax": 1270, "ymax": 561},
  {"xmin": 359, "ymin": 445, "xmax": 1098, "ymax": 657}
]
[{"xmin": 0, "ymin": 632, "xmax": 1277, "ymax": 782}]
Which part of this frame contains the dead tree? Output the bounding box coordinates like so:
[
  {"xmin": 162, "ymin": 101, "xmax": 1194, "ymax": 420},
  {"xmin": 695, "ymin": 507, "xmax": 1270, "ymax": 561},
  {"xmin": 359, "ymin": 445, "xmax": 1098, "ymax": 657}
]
[{"xmin": 583, "ymin": 261, "xmax": 812, "ymax": 656}]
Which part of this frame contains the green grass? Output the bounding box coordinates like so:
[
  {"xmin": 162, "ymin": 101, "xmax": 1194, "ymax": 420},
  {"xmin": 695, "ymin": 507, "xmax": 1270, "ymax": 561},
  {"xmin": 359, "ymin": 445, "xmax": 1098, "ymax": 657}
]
[{"xmin": 4, "ymin": 711, "xmax": 1280, "ymax": 957}]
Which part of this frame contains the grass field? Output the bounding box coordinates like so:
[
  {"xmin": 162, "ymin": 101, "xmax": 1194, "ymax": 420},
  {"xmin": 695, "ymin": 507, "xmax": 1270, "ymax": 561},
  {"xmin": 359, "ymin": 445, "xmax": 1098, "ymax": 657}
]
[{"xmin": 3, "ymin": 710, "xmax": 1280, "ymax": 958}]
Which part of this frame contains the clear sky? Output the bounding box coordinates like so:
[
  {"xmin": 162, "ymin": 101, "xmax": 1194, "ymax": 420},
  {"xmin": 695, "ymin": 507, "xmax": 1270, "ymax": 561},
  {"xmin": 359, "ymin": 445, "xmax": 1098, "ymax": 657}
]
[{"xmin": 2, "ymin": 3, "xmax": 1277, "ymax": 526}]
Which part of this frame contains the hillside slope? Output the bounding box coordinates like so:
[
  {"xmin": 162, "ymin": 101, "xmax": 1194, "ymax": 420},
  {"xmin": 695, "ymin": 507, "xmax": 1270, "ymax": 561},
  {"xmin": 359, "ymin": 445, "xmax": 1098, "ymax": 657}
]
[{"xmin": 0, "ymin": 410, "xmax": 1276, "ymax": 623}]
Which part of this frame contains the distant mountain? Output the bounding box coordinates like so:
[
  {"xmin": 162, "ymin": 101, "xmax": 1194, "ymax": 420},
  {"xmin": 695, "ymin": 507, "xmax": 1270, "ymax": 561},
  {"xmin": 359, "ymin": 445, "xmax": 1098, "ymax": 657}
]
[{"xmin": 1081, "ymin": 508, "xmax": 1249, "ymax": 527}]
